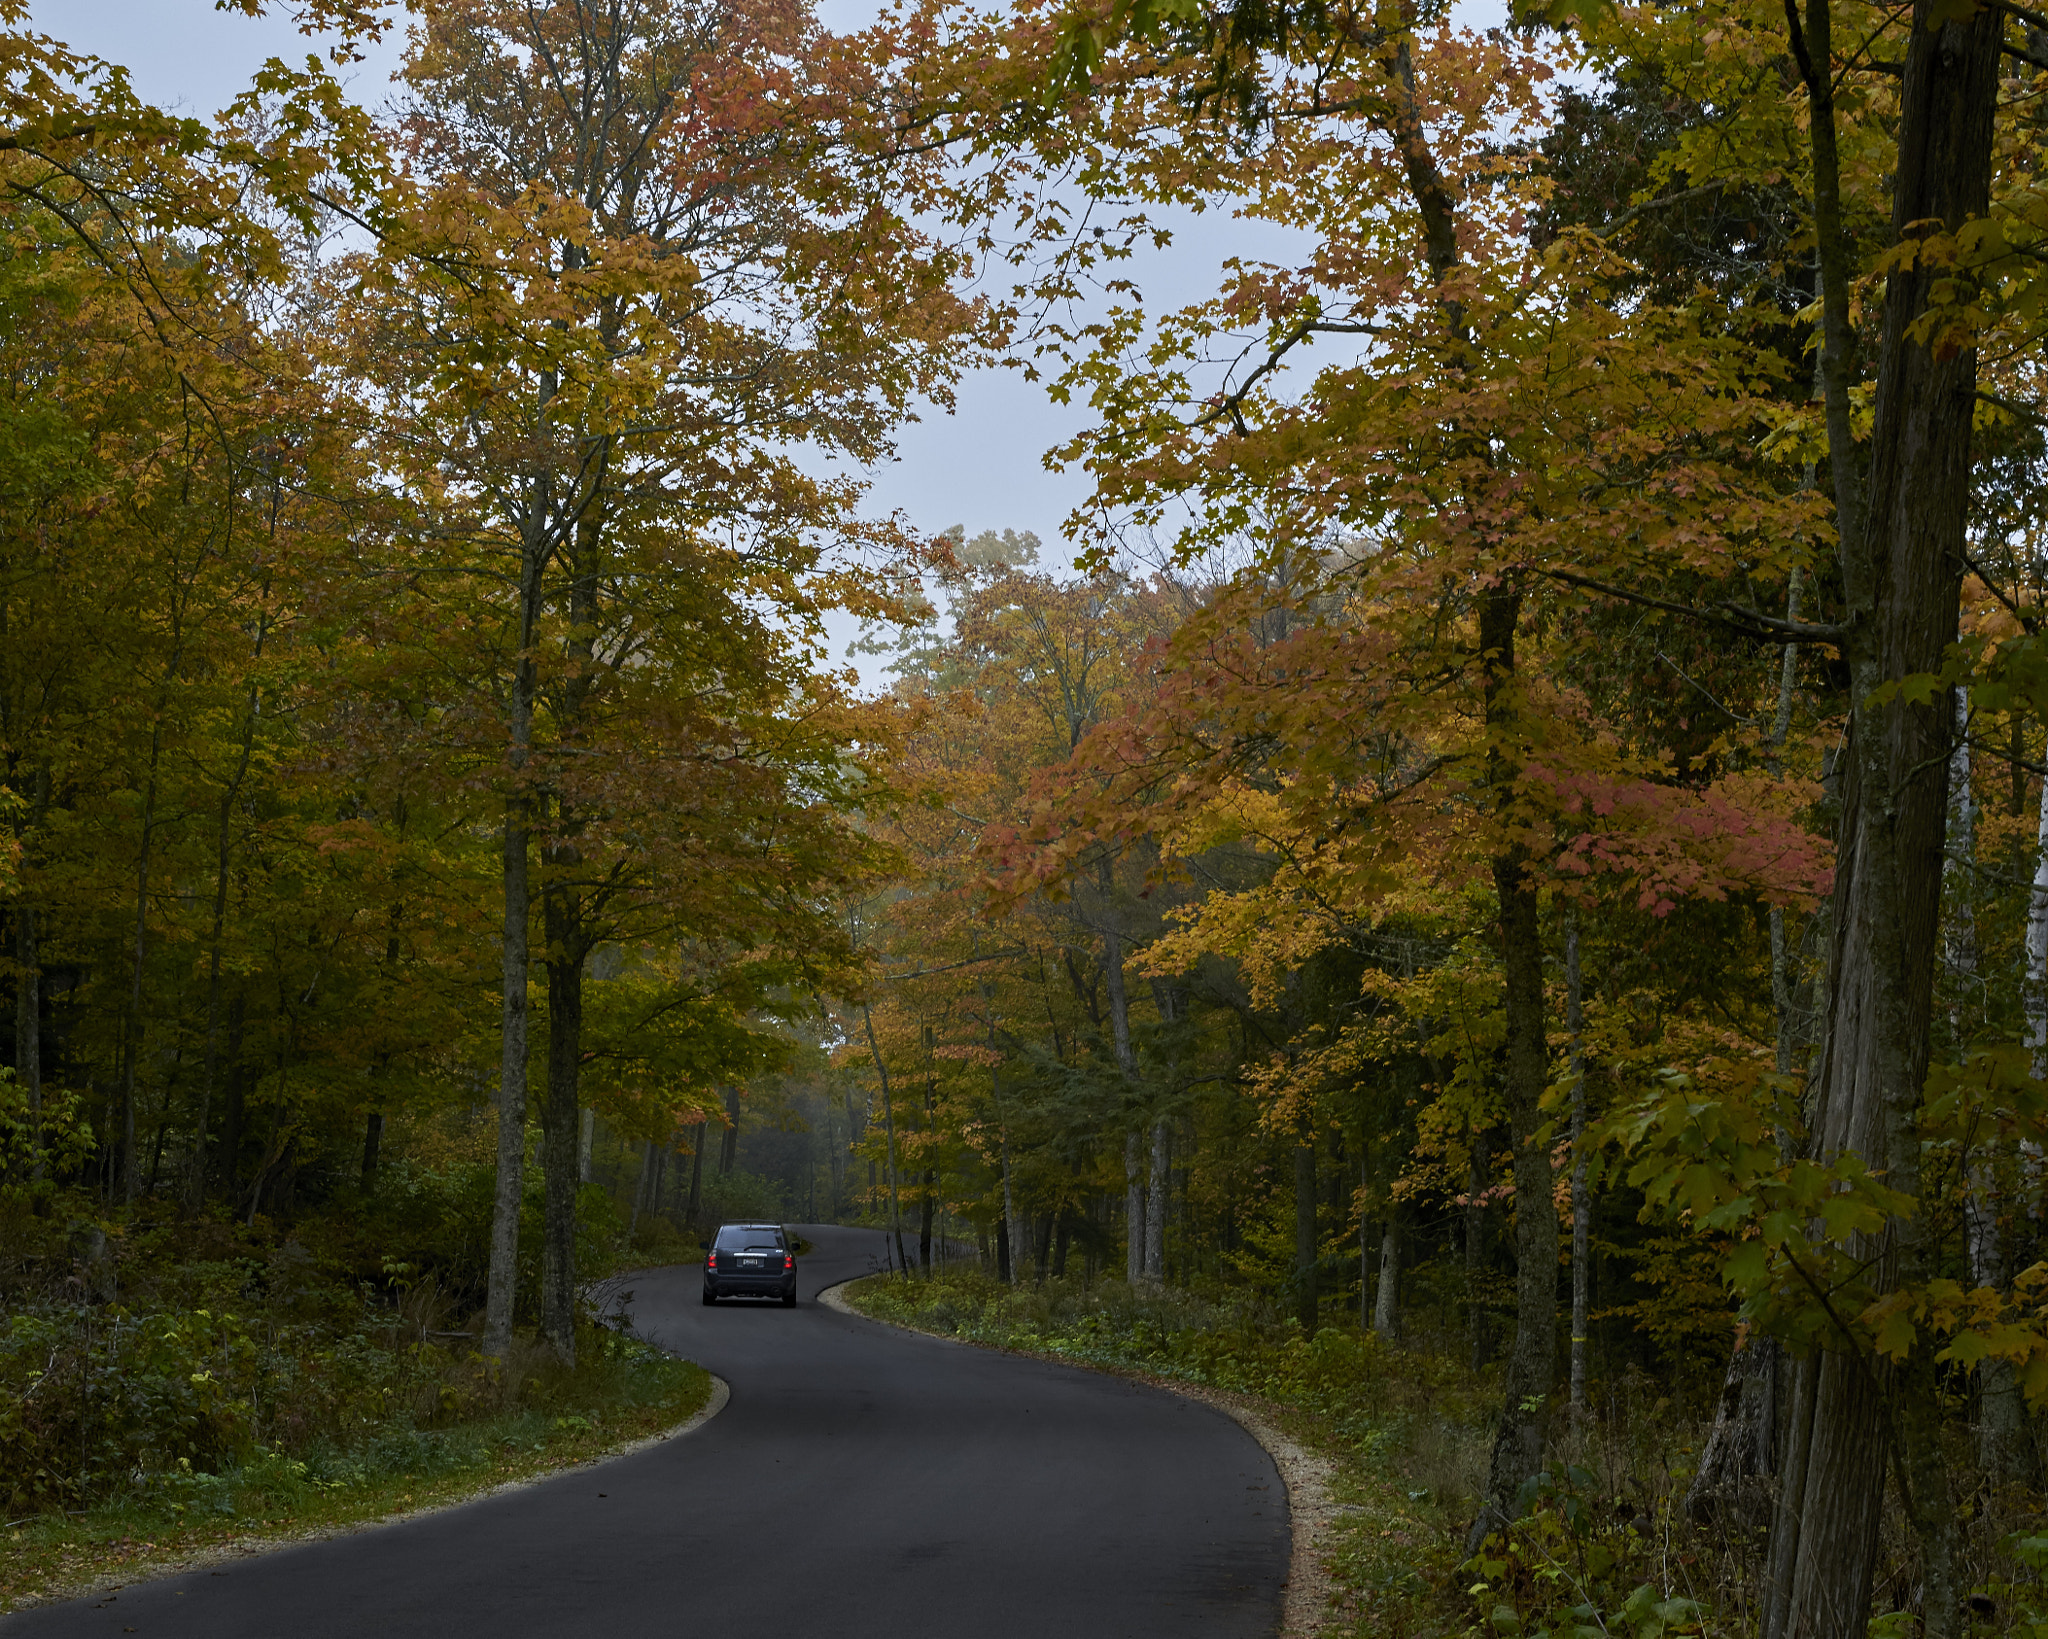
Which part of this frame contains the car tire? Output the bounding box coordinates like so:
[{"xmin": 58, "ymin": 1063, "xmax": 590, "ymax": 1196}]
[
  {"xmin": 702, "ymin": 1288, "xmax": 717, "ymax": 1306},
  {"xmin": 782, "ymin": 1289, "xmax": 797, "ymax": 1308}
]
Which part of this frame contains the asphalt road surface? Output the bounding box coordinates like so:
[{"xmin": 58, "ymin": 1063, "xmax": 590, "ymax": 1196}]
[{"xmin": 7, "ymin": 1224, "xmax": 1290, "ymax": 1638}]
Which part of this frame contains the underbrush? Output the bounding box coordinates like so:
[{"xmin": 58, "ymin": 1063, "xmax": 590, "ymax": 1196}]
[
  {"xmin": 847, "ymin": 1271, "xmax": 2048, "ymax": 1639},
  {"xmin": 0, "ymin": 1327, "xmax": 709, "ymax": 1613},
  {"xmin": 0, "ymin": 1180, "xmax": 714, "ymax": 1613}
]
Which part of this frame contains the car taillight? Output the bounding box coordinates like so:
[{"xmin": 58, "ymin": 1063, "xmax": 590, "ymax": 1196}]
[
  {"xmin": 706, "ymin": 1252, "xmax": 717, "ymax": 1270},
  {"xmin": 784, "ymin": 1254, "xmax": 794, "ymax": 1270}
]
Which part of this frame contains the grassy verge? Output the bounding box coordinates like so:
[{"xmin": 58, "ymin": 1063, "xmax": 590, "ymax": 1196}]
[
  {"xmin": 843, "ymin": 1268, "xmax": 1491, "ymax": 1637},
  {"xmin": 0, "ymin": 1331, "xmax": 712, "ymax": 1616}
]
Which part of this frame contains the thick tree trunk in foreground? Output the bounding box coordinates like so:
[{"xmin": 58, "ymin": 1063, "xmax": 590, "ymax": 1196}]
[{"xmin": 1766, "ymin": 5, "xmax": 1998, "ymax": 1632}]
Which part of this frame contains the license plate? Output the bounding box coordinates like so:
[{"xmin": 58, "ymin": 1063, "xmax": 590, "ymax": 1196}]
[{"xmin": 741, "ymin": 1257, "xmax": 761, "ymax": 1267}]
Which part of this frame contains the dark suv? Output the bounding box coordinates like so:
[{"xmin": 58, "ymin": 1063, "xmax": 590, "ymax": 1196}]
[{"xmin": 702, "ymin": 1222, "xmax": 797, "ymax": 1306}]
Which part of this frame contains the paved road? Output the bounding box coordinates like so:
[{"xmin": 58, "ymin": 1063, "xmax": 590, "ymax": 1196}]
[{"xmin": 7, "ymin": 1225, "xmax": 1289, "ymax": 1638}]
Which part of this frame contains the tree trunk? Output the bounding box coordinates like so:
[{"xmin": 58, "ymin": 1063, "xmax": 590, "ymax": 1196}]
[
  {"xmin": 13, "ymin": 896, "xmax": 38, "ymax": 1184},
  {"xmin": 485, "ymin": 789, "xmax": 531, "ymax": 1362},
  {"xmin": 1001, "ymin": 1127, "xmax": 1027, "ymax": 1287},
  {"xmin": 578, "ymin": 1107, "xmax": 594, "ymax": 1184},
  {"xmin": 1468, "ymin": 575, "xmax": 1560, "ymax": 1545},
  {"xmin": 862, "ymin": 1005, "xmax": 909, "ymax": 1277},
  {"xmin": 220, "ymin": 996, "xmax": 246, "ymax": 1199},
  {"xmin": 1145, "ymin": 1119, "xmax": 1168, "ymax": 1284},
  {"xmin": 719, "ymin": 1085, "xmax": 740, "ymax": 1174},
  {"xmin": 1293, "ymin": 1141, "xmax": 1318, "ymax": 1333},
  {"xmin": 1978, "ymin": 709, "xmax": 2048, "ymax": 1484},
  {"xmin": 629, "ymin": 1139, "xmax": 652, "ymax": 1239},
  {"xmin": 1693, "ymin": 572, "xmax": 1808, "ymax": 1515},
  {"xmin": 1567, "ymin": 913, "xmax": 1589, "ymax": 1420},
  {"xmin": 1766, "ymin": 3, "xmax": 1999, "ymax": 1630},
  {"xmin": 1124, "ymin": 1132, "xmax": 1144, "ymax": 1284},
  {"xmin": 1374, "ymin": 1210, "xmax": 1400, "ymax": 1340},
  {"xmin": 1466, "ymin": 1137, "xmax": 1490, "ymax": 1371},
  {"xmin": 541, "ymin": 899, "xmax": 583, "ymax": 1365},
  {"xmin": 362, "ymin": 1111, "xmax": 384, "ymax": 1191},
  {"xmin": 1690, "ymin": 1332, "xmax": 1782, "ymax": 1526},
  {"xmin": 189, "ymin": 664, "xmax": 261, "ymax": 1213},
  {"xmin": 685, "ymin": 1119, "xmax": 705, "ymax": 1229},
  {"xmin": 119, "ymin": 727, "xmax": 164, "ymax": 1208}
]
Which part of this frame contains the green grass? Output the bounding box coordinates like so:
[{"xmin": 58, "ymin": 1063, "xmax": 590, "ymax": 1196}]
[{"xmin": 0, "ymin": 1332, "xmax": 712, "ymax": 1616}]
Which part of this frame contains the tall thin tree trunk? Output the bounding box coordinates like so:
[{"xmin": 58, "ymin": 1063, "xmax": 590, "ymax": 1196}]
[
  {"xmin": 1466, "ymin": 1137, "xmax": 1489, "ymax": 1371},
  {"xmin": 720, "ymin": 1085, "xmax": 740, "ymax": 1173},
  {"xmin": 189, "ymin": 649, "xmax": 263, "ymax": 1214},
  {"xmin": 629, "ymin": 1139, "xmax": 652, "ymax": 1239},
  {"xmin": 578, "ymin": 1107, "xmax": 594, "ymax": 1183},
  {"xmin": 362, "ymin": 1111, "xmax": 384, "ymax": 1190},
  {"xmin": 486, "ymin": 786, "xmax": 532, "ymax": 1362},
  {"xmin": 1000, "ymin": 1130, "xmax": 1025, "ymax": 1287},
  {"xmin": 1294, "ymin": 1141, "xmax": 1318, "ymax": 1333},
  {"xmin": 862, "ymin": 1004, "xmax": 909, "ymax": 1278},
  {"xmin": 1360, "ymin": 1160, "xmax": 1372, "ymax": 1331},
  {"xmin": 220, "ymin": 996, "xmax": 246, "ymax": 1199},
  {"xmin": 1692, "ymin": 571, "xmax": 1807, "ymax": 1519},
  {"xmin": 1124, "ymin": 1133, "xmax": 1144, "ymax": 1284},
  {"xmin": 14, "ymin": 762, "xmax": 46, "ymax": 1184},
  {"xmin": 1471, "ymin": 579, "xmax": 1560, "ymax": 1546},
  {"xmin": 1099, "ymin": 868, "xmax": 1146, "ymax": 1286},
  {"xmin": 541, "ymin": 884, "xmax": 583, "ymax": 1365},
  {"xmin": 119, "ymin": 724, "xmax": 165, "ymax": 1208},
  {"xmin": 1566, "ymin": 913, "xmax": 1589, "ymax": 1420},
  {"xmin": 14, "ymin": 897, "xmax": 38, "ymax": 1184},
  {"xmin": 1374, "ymin": 1208, "xmax": 1400, "ymax": 1340},
  {"xmin": 1980, "ymin": 708, "xmax": 2048, "ymax": 1482},
  {"xmin": 685, "ymin": 1119, "xmax": 704, "ymax": 1229},
  {"xmin": 1146, "ymin": 1120, "xmax": 1168, "ymax": 1284}
]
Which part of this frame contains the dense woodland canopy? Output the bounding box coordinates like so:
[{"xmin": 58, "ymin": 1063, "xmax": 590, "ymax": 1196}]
[{"xmin": 5, "ymin": 0, "xmax": 2048, "ymax": 1632}]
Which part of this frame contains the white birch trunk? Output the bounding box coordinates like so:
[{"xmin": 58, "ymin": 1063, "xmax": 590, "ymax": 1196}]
[{"xmin": 1373, "ymin": 1213, "xmax": 1400, "ymax": 1339}]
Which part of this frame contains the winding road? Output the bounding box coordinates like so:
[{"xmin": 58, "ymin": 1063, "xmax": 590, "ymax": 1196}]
[{"xmin": 6, "ymin": 1225, "xmax": 1290, "ymax": 1638}]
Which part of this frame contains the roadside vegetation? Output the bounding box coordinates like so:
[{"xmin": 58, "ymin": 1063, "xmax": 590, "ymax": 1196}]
[
  {"xmin": 6, "ymin": 0, "xmax": 2048, "ymax": 1635},
  {"xmin": 0, "ymin": 1155, "xmax": 712, "ymax": 1614},
  {"xmin": 848, "ymin": 1271, "xmax": 2048, "ymax": 1638}
]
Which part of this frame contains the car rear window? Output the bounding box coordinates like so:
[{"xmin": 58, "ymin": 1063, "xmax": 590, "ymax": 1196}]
[{"xmin": 714, "ymin": 1225, "xmax": 783, "ymax": 1250}]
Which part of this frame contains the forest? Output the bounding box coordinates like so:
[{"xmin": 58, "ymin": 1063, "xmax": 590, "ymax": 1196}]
[{"xmin": 1, "ymin": 0, "xmax": 2045, "ymax": 1633}]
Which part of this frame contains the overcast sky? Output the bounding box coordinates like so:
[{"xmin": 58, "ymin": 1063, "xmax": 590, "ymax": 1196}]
[{"xmin": 27, "ymin": 1, "xmax": 1327, "ymax": 678}]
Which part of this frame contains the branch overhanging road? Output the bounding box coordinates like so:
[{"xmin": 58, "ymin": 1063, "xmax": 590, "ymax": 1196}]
[{"xmin": 7, "ymin": 1225, "xmax": 1290, "ymax": 1638}]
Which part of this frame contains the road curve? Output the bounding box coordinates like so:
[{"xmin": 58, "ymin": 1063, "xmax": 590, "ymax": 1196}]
[{"xmin": 5, "ymin": 1225, "xmax": 1290, "ymax": 1638}]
